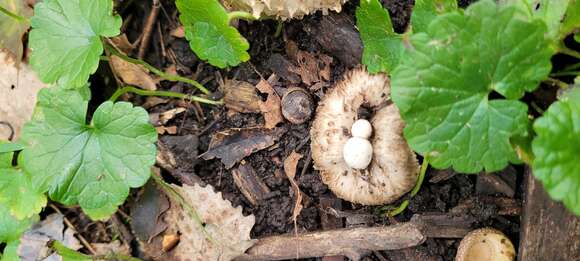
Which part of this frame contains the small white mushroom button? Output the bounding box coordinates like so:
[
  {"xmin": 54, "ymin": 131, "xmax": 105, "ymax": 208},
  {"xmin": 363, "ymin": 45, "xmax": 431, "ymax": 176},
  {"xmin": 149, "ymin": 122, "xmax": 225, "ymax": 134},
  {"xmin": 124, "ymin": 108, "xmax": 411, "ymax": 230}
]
[
  {"xmin": 343, "ymin": 137, "xmax": 373, "ymax": 169},
  {"xmin": 351, "ymin": 119, "xmax": 373, "ymax": 139}
]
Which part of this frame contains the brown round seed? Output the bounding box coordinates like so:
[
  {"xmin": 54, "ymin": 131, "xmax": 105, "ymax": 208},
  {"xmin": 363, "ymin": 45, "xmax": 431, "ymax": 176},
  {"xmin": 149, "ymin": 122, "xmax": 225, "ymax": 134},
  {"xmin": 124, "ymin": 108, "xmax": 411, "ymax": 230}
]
[{"xmin": 281, "ymin": 87, "xmax": 313, "ymax": 125}]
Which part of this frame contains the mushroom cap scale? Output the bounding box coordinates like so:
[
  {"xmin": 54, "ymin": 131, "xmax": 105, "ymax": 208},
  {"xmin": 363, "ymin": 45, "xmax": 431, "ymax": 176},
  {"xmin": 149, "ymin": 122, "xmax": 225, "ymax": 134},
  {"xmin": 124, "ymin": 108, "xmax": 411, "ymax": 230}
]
[
  {"xmin": 311, "ymin": 69, "xmax": 420, "ymax": 205},
  {"xmin": 456, "ymin": 228, "xmax": 515, "ymax": 261},
  {"xmin": 222, "ymin": 0, "xmax": 349, "ymax": 20}
]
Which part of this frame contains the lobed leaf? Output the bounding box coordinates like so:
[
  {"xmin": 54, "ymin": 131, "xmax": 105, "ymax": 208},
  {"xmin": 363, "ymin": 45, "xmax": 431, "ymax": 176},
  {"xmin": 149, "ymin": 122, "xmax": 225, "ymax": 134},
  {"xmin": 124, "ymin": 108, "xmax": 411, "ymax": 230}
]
[
  {"xmin": 411, "ymin": 0, "xmax": 457, "ymax": 33},
  {"xmin": 175, "ymin": 0, "xmax": 250, "ymax": 68},
  {"xmin": 532, "ymin": 88, "xmax": 580, "ymax": 215},
  {"xmin": 20, "ymin": 86, "xmax": 157, "ymax": 220},
  {"xmin": 356, "ymin": 0, "xmax": 403, "ymax": 73},
  {"xmin": 0, "ymin": 204, "xmax": 38, "ymax": 252},
  {"xmin": 392, "ymin": 0, "xmax": 553, "ymax": 173},
  {"xmin": 29, "ymin": 0, "xmax": 121, "ymax": 88}
]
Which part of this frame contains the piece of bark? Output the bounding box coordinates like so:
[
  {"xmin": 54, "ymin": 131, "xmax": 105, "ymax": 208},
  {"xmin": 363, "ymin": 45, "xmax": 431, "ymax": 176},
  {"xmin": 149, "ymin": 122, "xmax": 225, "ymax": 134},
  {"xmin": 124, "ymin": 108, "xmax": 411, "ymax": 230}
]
[
  {"xmin": 518, "ymin": 167, "xmax": 580, "ymax": 261},
  {"xmin": 411, "ymin": 214, "xmax": 474, "ymax": 238},
  {"xmin": 200, "ymin": 127, "xmax": 286, "ymax": 169},
  {"xmin": 266, "ymin": 54, "xmax": 301, "ymax": 84},
  {"xmin": 319, "ymin": 196, "xmax": 345, "ymax": 261},
  {"xmin": 232, "ymin": 162, "xmax": 271, "ymax": 206},
  {"xmin": 476, "ymin": 165, "xmax": 517, "ymax": 197},
  {"xmin": 223, "ymin": 80, "xmax": 262, "ymax": 113},
  {"xmin": 306, "ymin": 13, "xmax": 363, "ymax": 68},
  {"xmin": 236, "ymin": 222, "xmax": 425, "ymax": 261},
  {"xmin": 450, "ymin": 197, "xmax": 521, "ymax": 217},
  {"xmin": 428, "ymin": 168, "xmax": 457, "ymax": 183}
]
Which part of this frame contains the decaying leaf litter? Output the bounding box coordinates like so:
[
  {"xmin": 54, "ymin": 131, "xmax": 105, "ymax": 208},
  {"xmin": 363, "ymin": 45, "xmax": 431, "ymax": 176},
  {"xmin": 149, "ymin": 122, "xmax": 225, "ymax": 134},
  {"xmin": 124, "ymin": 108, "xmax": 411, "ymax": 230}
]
[{"xmin": 0, "ymin": 0, "xmax": 578, "ymax": 260}]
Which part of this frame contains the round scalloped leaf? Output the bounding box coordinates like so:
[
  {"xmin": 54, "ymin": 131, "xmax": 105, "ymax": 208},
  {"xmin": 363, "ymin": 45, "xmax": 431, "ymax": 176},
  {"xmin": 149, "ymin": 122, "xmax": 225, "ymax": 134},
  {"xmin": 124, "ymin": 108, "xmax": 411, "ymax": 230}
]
[
  {"xmin": 29, "ymin": 0, "xmax": 121, "ymax": 88},
  {"xmin": 0, "ymin": 204, "xmax": 37, "ymax": 243},
  {"xmin": 392, "ymin": 0, "xmax": 553, "ymax": 173},
  {"xmin": 532, "ymin": 88, "xmax": 580, "ymax": 215},
  {"xmin": 20, "ymin": 86, "xmax": 157, "ymax": 220},
  {"xmin": 411, "ymin": 0, "xmax": 457, "ymax": 33},
  {"xmin": 176, "ymin": 0, "xmax": 250, "ymax": 68}
]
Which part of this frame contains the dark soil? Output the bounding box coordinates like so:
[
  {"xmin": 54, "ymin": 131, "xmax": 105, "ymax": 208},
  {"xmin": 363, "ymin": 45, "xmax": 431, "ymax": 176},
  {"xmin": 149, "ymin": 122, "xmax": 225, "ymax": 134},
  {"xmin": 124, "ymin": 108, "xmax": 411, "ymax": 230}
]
[{"xmin": 72, "ymin": 0, "xmax": 564, "ymax": 260}]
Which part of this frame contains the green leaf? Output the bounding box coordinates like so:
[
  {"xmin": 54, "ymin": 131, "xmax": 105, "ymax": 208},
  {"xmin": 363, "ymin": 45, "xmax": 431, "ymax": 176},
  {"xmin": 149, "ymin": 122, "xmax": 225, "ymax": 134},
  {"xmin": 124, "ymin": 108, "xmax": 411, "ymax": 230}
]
[
  {"xmin": 1, "ymin": 240, "xmax": 20, "ymax": 261},
  {"xmin": 175, "ymin": 0, "xmax": 250, "ymax": 68},
  {"xmin": 561, "ymin": 0, "xmax": 580, "ymax": 38},
  {"xmin": 29, "ymin": 0, "xmax": 121, "ymax": 88},
  {"xmin": 392, "ymin": 0, "xmax": 553, "ymax": 173},
  {"xmin": 532, "ymin": 88, "xmax": 580, "ymax": 215},
  {"xmin": 411, "ymin": 0, "xmax": 458, "ymax": 33},
  {"xmin": 51, "ymin": 240, "xmax": 92, "ymax": 261},
  {"xmin": 356, "ymin": 0, "xmax": 403, "ymax": 73},
  {"xmin": 0, "ymin": 204, "xmax": 37, "ymax": 244},
  {"xmin": 0, "ymin": 0, "xmax": 31, "ymax": 59},
  {"xmin": 21, "ymin": 86, "xmax": 157, "ymax": 220},
  {"xmin": 0, "ymin": 142, "xmax": 24, "ymax": 154}
]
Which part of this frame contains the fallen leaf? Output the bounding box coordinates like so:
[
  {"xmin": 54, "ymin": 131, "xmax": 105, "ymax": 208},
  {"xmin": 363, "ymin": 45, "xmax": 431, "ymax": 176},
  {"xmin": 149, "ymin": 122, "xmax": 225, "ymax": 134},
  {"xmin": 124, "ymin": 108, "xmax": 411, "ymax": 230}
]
[
  {"xmin": 0, "ymin": 51, "xmax": 46, "ymax": 140},
  {"xmin": 17, "ymin": 213, "xmax": 82, "ymax": 261},
  {"xmin": 159, "ymin": 107, "xmax": 187, "ymax": 125},
  {"xmin": 131, "ymin": 181, "xmax": 170, "ymax": 243},
  {"xmin": 156, "ymin": 126, "xmax": 178, "ymax": 135},
  {"xmin": 110, "ymin": 55, "xmax": 158, "ymax": 90},
  {"xmin": 200, "ymin": 127, "xmax": 286, "ymax": 169},
  {"xmin": 290, "ymin": 51, "xmax": 319, "ymax": 86},
  {"xmin": 161, "ymin": 234, "xmax": 180, "ymax": 252},
  {"xmin": 143, "ymin": 96, "xmax": 170, "ymax": 109},
  {"xmin": 109, "ymin": 34, "xmax": 134, "ymax": 54},
  {"xmin": 161, "ymin": 183, "xmax": 255, "ymax": 260},
  {"xmin": 0, "ymin": 0, "xmax": 31, "ymax": 60},
  {"xmin": 283, "ymin": 151, "xmax": 304, "ymax": 227},
  {"xmin": 223, "ymin": 79, "xmax": 261, "ymax": 113},
  {"xmin": 256, "ymin": 78, "xmax": 284, "ymax": 129}
]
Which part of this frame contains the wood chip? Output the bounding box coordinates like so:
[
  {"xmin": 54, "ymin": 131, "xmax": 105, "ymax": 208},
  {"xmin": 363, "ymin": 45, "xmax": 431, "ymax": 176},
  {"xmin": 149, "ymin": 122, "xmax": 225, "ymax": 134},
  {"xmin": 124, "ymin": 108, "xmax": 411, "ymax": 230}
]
[
  {"xmin": 158, "ymin": 107, "xmax": 186, "ymax": 125},
  {"xmin": 200, "ymin": 127, "xmax": 286, "ymax": 169},
  {"xmin": 223, "ymin": 80, "xmax": 262, "ymax": 113},
  {"xmin": 110, "ymin": 55, "xmax": 158, "ymax": 90},
  {"xmin": 232, "ymin": 161, "xmax": 271, "ymax": 206}
]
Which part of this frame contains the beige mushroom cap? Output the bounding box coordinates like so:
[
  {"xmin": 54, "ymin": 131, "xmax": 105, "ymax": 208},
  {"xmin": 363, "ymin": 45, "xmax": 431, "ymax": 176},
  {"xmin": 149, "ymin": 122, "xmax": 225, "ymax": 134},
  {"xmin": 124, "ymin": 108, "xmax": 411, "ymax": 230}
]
[
  {"xmin": 456, "ymin": 228, "xmax": 516, "ymax": 261},
  {"xmin": 222, "ymin": 0, "xmax": 349, "ymax": 20},
  {"xmin": 311, "ymin": 69, "xmax": 419, "ymax": 205}
]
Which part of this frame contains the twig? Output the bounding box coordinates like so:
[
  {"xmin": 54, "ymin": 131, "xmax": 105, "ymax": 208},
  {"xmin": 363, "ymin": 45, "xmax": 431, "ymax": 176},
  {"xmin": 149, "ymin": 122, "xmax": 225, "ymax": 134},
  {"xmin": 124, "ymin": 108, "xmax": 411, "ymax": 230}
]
[
  {"xmin": 109, "ymin": 86, "xmax": 222, "ymax": 105},
  {"xmin": 138, "ymin": 0, "xmax": 161, "ymax": 59},
  {"xmin": 103, "ymin": 40, "xmax": 211, "ymax": 94},
  {"xmin": 49, "ymin": 204, "xmax": 97, "ymax": 255}
]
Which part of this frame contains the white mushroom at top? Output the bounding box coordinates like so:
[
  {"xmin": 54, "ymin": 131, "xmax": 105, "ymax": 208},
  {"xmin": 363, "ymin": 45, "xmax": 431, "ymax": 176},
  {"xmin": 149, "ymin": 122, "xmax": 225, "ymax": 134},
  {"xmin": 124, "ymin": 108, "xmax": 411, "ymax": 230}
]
[
  {"xmin": 222, "ymin": 0, "xmax": 349, "ymax": 20},
  {"xmin": 311, "ymin": 68, "xmax": 420, "ymax": 205},
  {"xmin": 456, "ymin": 228, "xmax": 516, "ymax": 261}
]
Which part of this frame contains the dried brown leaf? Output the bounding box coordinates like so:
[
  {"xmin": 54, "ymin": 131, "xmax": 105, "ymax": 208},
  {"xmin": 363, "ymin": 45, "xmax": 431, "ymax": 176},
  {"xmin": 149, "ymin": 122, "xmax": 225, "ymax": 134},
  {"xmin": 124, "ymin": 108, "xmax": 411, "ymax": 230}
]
[
  {"xmin": 256, "ymin": 79, "xmax": 283, "ymax": 129},
  {"xmin": 109, "ymin": 34, "xmax": 134, "ymax": 54},
  {"xmin": 92, "ymin": 240, "xmax": 131, "ymax": 256},
  {"xmin": 171, "ymin": 26, "xmax": 185, "ymax": 38},
  {"xmin": 156, "ymin": 126, "xmax": 178, "ymax": 135},
  {"xmin": 158, "ymin": 107, "xmax": 186, "ymax": 125},
  {"xmin": 110, "ymin": 55, "xmax": 158, "ymax": 90},
  {"xmin": 131, "ymin": 181, "xmax": 170, "ymax": 243},
  {"xmin": 284, "ymin": 151, "xmax": 304, "ymax": 224},
  {"xmin": 163, "ymin": 183, "xmax": 255, "ymax": 261},
  {"xmin": 223, "ymin": 80, "xmax": 261, "ymax": 113},
  {"xmin": 201, "ymin": 127, "xmax": 286, "ymax": 169},
  {"xmin": 17, "ymin": 214, "xmax": 82, "ymax": 260},
  {"xmin": 0, "ymin": 51, "xmax": 46, "ymax": 140}
]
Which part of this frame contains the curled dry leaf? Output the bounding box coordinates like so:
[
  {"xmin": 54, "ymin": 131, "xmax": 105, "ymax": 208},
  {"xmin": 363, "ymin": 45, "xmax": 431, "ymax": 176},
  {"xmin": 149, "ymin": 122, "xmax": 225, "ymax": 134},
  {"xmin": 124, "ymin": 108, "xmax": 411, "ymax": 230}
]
[
  {"xmin": 201, "ymin": 127, "xmax": 285, "ymax": 169},
  {"xmin": 255, "ymin": 79, "xmax": 283, "ymax": 129},
  {"xmin": 110, "ymin": 55, "xmax": 158, "ymax": 90},
  {"xmin": 283, "ymin": 151, "xmax": 304, "ymax": 225},
  {"xmin": 162, "ymin": 183, "xmax": 256, "ymax": 261},
  {"xmin": 0, "ymin": 51, "xmax": 46, "ymax": 140},
  {"xmin": 109, "ymin": 34, "xmax": 134, "ymax": 54},
  {"xmin": 223, "ymin": 0, "xmax": 349, "ymax": 20}
]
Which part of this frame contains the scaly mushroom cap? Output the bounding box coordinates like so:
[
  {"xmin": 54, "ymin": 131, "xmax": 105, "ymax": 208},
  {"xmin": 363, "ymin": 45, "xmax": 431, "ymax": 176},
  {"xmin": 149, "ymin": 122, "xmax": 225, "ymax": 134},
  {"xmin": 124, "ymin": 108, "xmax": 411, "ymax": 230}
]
[
  {"xmin": 456, "ymin": 228, "xmax": 516, "ymax": 261},
  {"xmin": 222, "ymin": 0, "xmax": 349, "ymax": 20},
  {"xmin": 311, "ymin": 69, "xmax": 419, "ymax": 205}
]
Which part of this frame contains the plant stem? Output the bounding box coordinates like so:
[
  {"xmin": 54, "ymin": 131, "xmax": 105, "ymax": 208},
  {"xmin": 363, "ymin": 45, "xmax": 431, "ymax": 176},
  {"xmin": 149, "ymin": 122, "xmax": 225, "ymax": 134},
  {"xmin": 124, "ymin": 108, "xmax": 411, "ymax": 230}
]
[
  {"xmin": 559, "ymin": 45, "xmax": 580, "ymax": 60},
  {"xmin": 274, "ymin": 21, "xmax": 283, "ymax": 38},
  {"xmin": 103, "ymin": 43, "xmax": 210, "ymax": 94},
  {"xmin": 227, "ymin": 11, "xmax": 256, "ymax": 22},
  {"xmin": 550, "ymin": 71, "xmax": 580, "ymax": 77},
  {"xmin": 544, "ymin": 77, "xmax": 569, "ymax": 89},
  {"xmin": 386, "ymin": 157, "xmax": 429, "ymax": 217},
  {"xmin": 109, "ymin": 86, "xmax": 223, "ymax": 105},
  {"xmin": 0, "ymin": 6, "xmax": 28, "ymax": 23}
]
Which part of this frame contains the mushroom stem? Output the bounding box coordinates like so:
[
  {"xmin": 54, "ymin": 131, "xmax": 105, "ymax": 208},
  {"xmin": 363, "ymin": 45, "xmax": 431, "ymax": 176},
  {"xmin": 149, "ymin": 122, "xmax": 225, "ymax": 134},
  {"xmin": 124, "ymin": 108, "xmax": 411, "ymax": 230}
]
[{"xmin": 385, "ymin": 157, "xmax": 429, "ymax": 217}]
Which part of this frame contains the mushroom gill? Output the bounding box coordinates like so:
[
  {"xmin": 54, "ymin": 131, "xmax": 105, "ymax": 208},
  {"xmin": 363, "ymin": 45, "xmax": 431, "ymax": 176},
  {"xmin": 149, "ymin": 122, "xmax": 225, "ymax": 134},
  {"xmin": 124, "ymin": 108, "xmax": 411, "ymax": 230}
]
[
  {"xmin": 311, "ymin": 68, "xmax": 419, "ymax": 205},
  {"xmin": 222, "ymin": 0, "xmax": 349, "ymax": 20}
]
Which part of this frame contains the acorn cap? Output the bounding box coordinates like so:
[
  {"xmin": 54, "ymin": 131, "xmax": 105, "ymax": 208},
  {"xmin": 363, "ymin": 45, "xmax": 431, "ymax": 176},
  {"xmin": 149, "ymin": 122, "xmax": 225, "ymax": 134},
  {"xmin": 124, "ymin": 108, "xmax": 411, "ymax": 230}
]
[
  {"xmin": 310, "ymin": 68, "xmax": 419, "ymax": 205},
  {"xmin": 456, "ymin": 228, "xmax": 516, "ymax": 261},
  {"xmin": 222, "ymin": 0, "xmax": 349, "ymax": 20}
]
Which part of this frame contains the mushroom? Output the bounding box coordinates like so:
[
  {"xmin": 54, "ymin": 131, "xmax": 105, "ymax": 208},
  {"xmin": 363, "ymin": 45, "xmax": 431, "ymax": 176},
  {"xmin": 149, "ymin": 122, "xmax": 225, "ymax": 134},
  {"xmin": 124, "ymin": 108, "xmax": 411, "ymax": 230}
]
[
  {"xmin": 456, "ymin": 228, "xmax": 516, "ymax": 261},
  {"xmin": 311, "ymin": 69, "xmax": 419, "ymax": 205},
  {"xmin": 222, "ymin": 0, "xmax": 349, "ymax": 20}
]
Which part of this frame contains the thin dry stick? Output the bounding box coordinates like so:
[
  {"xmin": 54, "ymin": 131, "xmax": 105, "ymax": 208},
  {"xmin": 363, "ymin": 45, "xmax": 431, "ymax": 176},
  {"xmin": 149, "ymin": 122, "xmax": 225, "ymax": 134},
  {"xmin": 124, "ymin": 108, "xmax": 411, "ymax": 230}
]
[
  {"xmin": 49, "ymin": 204, "xmax": 97, "ymax": 255},
  {"xmin": 138, "ymin": 0, "xmax": 160, "ymax": 59}
]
